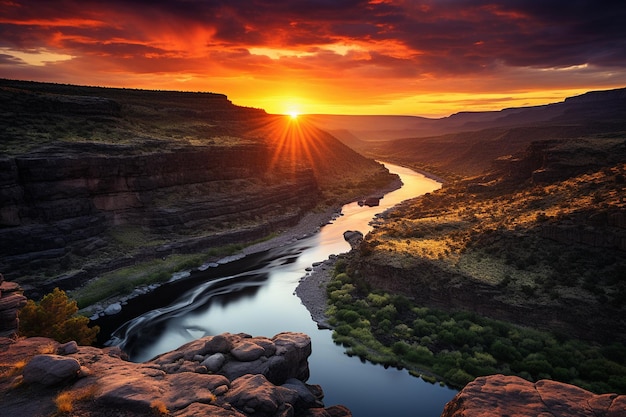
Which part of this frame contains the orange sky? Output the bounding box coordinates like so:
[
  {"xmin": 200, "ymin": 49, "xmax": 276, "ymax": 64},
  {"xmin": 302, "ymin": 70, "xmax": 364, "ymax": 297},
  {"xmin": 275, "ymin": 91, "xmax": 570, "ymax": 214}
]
[{"xmin": 1, "ymin": 0, "xmax": 625, "ymax": 117}]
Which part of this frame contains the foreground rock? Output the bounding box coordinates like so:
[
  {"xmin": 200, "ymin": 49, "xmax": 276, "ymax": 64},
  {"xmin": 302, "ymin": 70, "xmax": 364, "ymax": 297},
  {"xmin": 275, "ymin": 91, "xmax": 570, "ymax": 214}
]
[
  {"xmin": 0, "ymin": 332, "xmax": 351, "ymax": 417},
  {"xmin": 441, "ymin": 374, "xmax": 625, "ymax": 417},
  {"xmin": 0, "ymin": 274, "xmax": 26, "ymax": 338}
]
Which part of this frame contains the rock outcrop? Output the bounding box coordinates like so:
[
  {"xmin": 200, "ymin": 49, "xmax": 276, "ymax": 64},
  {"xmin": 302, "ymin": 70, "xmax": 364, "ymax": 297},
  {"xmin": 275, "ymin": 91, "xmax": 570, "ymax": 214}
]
[
  {"xmin": 0, "ymin": 79, "xmax": 398, "ymax": 295},
  {"xmin": 441, "ymin": 374, "xmax": 625, "ymax": 417},
  {"xmin": 0, "ymin": 332, "xmax": 351, "ymax": 417},
  {"xmin": 0, "ymin": 274, "xmax": 26, "ymax": 338},
  {"xmin": 343, "ymin": 230, "xmax": 363, "ymax": 249},
  {"xmin": 353, "ymin": 253, "xmax": 623, "ymax": 344},
  {"xmin": 0, "ymin": 144, "xmax": 319, "ymax": 289}
]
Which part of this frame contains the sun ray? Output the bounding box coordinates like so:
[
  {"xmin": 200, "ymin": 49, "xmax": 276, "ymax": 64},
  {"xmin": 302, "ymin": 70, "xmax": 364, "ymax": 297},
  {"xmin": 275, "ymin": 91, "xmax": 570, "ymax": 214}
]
[{"xmin": 250, "ymin": 114, "xmax": 337, "ymax": 185}]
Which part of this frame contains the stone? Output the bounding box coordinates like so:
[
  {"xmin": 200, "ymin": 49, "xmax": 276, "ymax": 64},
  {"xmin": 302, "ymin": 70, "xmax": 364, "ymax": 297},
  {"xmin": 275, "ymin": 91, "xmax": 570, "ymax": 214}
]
[
  {"xmin": 96, "ymin": 373, "xmax": 165, "ymax": 412},
  {"xmin": 231, "ymin": 341, "xmax": 265, "ymax": 361},
  {"xmin": 281, "ymin": 378, "xmax": 320, "ymax": 409},
  {"xmin": 56, "ymin": 340, "xmax": 79, "ymax": 355},
  {"xmin": 164, "ymin": 372, "xmax": 229, "ymax": 410},
  {"xmin": 222, "ymin": 374, "xmax": 294, "ymax": 416},
  {"xmin": 342, "ymin": 230, "xmax": 363, "ymax": 249},
  {"xmin": 0, "ymin": 275, "xmax": 27, "ymax": 338},
  {"xmin": 1, "ymin": 333, "xmax": 352, "ymax": 417},
  {"xmin": 441, "ymin": 374, "xmax": 626, "ymax": 417},
  {"xmin": 268, "ymin": 332, "xmax": 312, "ymax": 384},
  {"xmin": 22, "ymin": 354, "xmax": 81, "ymax": 386},
  {"xmin": 220, "ymin": 357, "xmax": 272, "ymax": 381},
  {"xmin": 251, "ymin": 337, "xmax": 276, "ymax": 356},
  {"xmin": 205, "ymin": 334, "xmax": 233, "ymax": 354},
  {"xmin": 325, "ymin": 405, "xmax": 353, "ymax": 417},
  {"xmin": 173, "ymin": 403, "xmax": 246, "ymax": 417},
  {"xmin": 202, "ymin": 352, "xmax": 226, "ymax": 372},
  {"xmin": 103, "ymin": 302, "xmax": 122, "ymax": 315}
]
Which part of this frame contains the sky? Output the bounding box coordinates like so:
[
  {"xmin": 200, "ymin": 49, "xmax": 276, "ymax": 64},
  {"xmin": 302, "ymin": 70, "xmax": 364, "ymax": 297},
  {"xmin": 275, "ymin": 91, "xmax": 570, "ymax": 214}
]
[{"xmin": 1, "ymin": 0, "xmax": 625, "ymax": 117}]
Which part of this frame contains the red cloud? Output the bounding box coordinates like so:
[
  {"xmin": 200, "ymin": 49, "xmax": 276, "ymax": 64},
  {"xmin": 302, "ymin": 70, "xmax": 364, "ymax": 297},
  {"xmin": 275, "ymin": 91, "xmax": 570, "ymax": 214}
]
[{"xmin": 1, "ymin": 0, "xmax": 624, "ymax": 115}]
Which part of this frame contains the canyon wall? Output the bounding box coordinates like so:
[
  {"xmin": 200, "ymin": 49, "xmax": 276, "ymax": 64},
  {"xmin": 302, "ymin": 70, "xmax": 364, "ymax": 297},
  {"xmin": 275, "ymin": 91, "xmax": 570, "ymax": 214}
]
[
  {"xmin": 352, "ymin": 253, "xmax": 624, "ymax": 344},
  {"xmin": 442, "ymin": 374, "xmax": 625, "ymax": 417},
  {"xmin": 0, "ymin": 143, "xmax": 319, "ymax": 291}
]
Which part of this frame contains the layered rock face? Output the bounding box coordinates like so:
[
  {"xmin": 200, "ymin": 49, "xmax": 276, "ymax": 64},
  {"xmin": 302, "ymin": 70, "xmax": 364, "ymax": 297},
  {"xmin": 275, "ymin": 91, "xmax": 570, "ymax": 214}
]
[
  {"xmin": 0, "ymin": 274, "xmax": 26, "ymax": 338},
  {"xmin": 0, "ymin": 332, "xmax": 352, "ymax": 417},
  {"xmin": 353, "ymin": 253, "xmax": 622, "ymax": 344},
  {"xmin": 0, "ymin": 143, "xmax": 319, "ymax": 288},
  {"xmin": 442, "ymin": 374, "xmax": 625, "ymax": 417},
  {"xmin": 1, "ymin": 79, "xmax": 397, "ymax": 294}
]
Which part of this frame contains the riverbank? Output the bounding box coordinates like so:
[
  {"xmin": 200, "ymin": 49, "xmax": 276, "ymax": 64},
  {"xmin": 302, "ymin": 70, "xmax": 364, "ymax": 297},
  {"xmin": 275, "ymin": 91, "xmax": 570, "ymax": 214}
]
[
  {"xmin": 295, "ymin": 256, "xmax": 336, "ymax": 328},
  {"xmin": 79, "ymin": 176, "xmax": 402, "ymax": 320},
  {"xmin": 78, "ymin": 207, "xmax": 342, "ymax": 319}
]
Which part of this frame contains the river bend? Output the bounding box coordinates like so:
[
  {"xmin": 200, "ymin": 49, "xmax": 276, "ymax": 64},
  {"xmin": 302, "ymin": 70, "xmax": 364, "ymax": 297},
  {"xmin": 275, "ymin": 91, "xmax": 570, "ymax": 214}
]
[{"xmin": 105, "ymin": 162, "xmax": 457, "ymax": 417}]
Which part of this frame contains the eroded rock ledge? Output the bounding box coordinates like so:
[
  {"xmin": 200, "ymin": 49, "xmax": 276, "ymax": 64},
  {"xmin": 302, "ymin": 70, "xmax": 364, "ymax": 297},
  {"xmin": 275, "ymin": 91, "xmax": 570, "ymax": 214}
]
[
  {"xmin": 0, "ymin": 332, "xmax": 352, "ymax": 417},
  {"xmin": 442, "ymin": 374, "xmax": 625, "ymax": 417}
]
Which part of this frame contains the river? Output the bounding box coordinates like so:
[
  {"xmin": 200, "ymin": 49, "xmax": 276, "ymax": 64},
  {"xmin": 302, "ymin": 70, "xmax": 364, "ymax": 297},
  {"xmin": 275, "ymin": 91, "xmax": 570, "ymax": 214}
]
[{"xmin": 104, "ymin": 162, "xmax": 458, "ymax": 416}]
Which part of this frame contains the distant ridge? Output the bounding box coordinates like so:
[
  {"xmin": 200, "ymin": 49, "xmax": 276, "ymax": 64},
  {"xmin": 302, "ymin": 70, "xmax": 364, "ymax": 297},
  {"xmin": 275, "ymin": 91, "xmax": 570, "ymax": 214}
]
[{"xmin": 308, "ymin": 86, "xmax": 626, "ymax": 142}]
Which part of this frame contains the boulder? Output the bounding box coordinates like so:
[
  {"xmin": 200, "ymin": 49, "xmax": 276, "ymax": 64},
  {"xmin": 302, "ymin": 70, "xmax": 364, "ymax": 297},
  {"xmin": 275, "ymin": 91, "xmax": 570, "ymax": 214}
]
[
  {"xmin": 268, "ymin": 332, "xmax": 312, "ymax": 384},
  {"xmin": 231, "ymin": 341, "xmax": 265, "ymax": 361},
  {"xmin": 281, "ymin": 378, "xmax": 321, "ymax": 409},
  {"xmin": 202, "ymin": 352, "xmax": 226, "ymax": 372},
  {"xmin": 205, "ymin": 333, "xmax": 234, "ymax": 354},
  {"xmin": 441, "ymin": 374, "xmax": 626, "ymax": 417},
  {"xmin": 1, "ymin": 333, "xmax": 352, "ymax": 417},
  {"xmin": 56, "ymin": 340, "xmax": 79, "ymax": 355},
  {"xmin": 222, "ymin": 374, "xmax": 295, "ymax": 416},
  {"xmin": 103, "ymin": 302, "xmax": 122, "ymax": 315},
  {"xmin": 343, "ymin": 230, "xmax": 363, "ymax": 249},
  {"xmin": 0, "ymin": 274, "xmax": 27, "ymax": 338},
  {"xmin": 165, "ymin": 372, "xmax": 229, "ymax": 410},
  {"xmin": 358, "ymin": 196, "xmax": 380, "ymax": 207},
  {"xmin": 22, "ymin": 354, "xmax": 82, "ymax": 386}
]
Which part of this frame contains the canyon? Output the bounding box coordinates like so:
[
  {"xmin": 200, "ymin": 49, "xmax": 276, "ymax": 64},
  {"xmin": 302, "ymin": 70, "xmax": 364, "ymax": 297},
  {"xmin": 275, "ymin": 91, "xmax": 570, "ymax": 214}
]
[
  {"xmin": 2, "ymin": 80, "xmax": 626, "ymax": 415},
  {"xmin": 0, "ymin": 79, "xmax": 395, "ymax": 296}
]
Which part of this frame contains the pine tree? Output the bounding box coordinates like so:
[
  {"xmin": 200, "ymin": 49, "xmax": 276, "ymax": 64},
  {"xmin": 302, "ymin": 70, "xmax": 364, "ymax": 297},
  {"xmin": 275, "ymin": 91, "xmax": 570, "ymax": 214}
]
[{"xmin": 19, "ymin": 288, "xmax": 99, "ymax": 345}]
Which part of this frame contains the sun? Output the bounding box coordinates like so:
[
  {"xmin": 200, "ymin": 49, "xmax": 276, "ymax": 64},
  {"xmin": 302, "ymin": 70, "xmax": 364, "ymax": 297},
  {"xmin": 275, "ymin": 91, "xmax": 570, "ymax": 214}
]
[{"xmin": 288, "ymin": 111, "xmax": 299, "ymax": 119}]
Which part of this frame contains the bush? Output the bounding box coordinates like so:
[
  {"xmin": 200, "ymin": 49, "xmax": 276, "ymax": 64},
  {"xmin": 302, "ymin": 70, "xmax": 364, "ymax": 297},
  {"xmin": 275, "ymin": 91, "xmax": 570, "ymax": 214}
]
[
  {"xmin": 19, "ymin": 288, "xmax": 99, "ymax": 345},
  {"xmin": 445, "ymin": 368, "xmax": 474, "ymax": 386}
]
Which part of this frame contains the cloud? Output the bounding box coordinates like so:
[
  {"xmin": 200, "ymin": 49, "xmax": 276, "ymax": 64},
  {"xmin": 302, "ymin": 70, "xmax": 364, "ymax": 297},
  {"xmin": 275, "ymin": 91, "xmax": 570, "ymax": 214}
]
[{"xmin": 0, "ymin": 0, "xmax": 625, "ymax": 115}]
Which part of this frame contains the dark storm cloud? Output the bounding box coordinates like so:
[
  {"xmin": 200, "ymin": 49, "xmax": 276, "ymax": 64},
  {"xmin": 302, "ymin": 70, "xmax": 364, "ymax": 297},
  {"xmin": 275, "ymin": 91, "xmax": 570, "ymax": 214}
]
[{"xmin": 1, "ymin": 0, "xmax": 625, "ymax": 76}]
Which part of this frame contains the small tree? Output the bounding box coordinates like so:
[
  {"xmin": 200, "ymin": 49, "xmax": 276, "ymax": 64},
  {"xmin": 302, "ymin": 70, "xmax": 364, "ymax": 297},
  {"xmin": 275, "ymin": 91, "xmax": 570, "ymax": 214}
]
[{"xmin": 19, "ymin": 288, "xmax": 99, "ymax": 345}]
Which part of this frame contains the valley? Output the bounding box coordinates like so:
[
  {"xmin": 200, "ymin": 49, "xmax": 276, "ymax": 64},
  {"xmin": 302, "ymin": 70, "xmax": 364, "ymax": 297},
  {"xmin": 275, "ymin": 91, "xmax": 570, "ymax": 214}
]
[
  {"xmin": 319, "ymin": 87, "xmax": 626, "ymax": 394},
  {"xmin": 0, "ymin": 79, "xmax": 397, "ymax": 299}
]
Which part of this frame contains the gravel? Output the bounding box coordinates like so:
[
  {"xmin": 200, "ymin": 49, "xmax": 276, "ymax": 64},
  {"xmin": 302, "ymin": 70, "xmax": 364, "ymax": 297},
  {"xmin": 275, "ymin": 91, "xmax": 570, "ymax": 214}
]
[{"xmin": 241, "ymin": 208, "xmax": 340, "ymax": 328}]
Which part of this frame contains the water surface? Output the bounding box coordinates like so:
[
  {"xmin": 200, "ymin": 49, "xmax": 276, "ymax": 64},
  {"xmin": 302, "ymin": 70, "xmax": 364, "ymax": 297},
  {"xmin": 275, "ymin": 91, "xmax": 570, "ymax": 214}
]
[{"xmin": 108, "ymin": 163, "xmax": 457, "ymax": 416}]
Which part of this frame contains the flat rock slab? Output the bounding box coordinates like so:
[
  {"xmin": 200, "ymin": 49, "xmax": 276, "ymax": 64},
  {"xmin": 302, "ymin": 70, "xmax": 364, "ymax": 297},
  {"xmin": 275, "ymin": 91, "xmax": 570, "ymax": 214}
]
[
  {"xmin": 441, "ymin": 374, "xmax": 626, "ymax": 417},
  {"xmin": 23, "ymin": 354, "xmax": 81, "ymax": 386}
]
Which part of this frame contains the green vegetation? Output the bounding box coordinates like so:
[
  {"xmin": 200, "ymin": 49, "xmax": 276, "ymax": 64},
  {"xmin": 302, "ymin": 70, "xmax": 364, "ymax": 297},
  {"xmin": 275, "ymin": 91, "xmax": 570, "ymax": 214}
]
[
  {"xmin": 70, "ymin": 247, "xmax": 249, "ymax": 309},
  {"xmin": 326, "ymin": 265, "xmax": 626, "ymax": 393},
  {"xmin": 19, "ymin": 288, "xmax": 99, "ymax": 345},
  {"xmin": 71, "ymin": 254, "xmax": 205, "ymax": 308}
]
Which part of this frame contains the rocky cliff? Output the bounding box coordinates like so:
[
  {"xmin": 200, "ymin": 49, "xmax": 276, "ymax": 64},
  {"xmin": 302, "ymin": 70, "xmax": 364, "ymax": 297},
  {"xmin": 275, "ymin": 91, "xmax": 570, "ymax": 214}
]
[
  {"xmin": 0, "ymin": 142, "xmax": 318, "ymax": 287},
  {"xmin": 0, "ymin": 332, "xmax": 351, "ymax": 417},
  {"xmin": 0, "ymin": 79, "xmax": 396, "ymax": 294},
  {"xmin": 441, "ymin": 375, "xmax": 625, "ymax": 417},
  {"xmin": 0, "ymin": 275, "xmax": 26, "ymax": 338}
]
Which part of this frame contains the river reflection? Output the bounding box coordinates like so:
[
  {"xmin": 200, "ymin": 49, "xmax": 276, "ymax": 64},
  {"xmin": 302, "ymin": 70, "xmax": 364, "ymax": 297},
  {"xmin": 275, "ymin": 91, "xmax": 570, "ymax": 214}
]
[{"xmin": 106, "ymin": 162, "xmax": 457, "ymax": 416}]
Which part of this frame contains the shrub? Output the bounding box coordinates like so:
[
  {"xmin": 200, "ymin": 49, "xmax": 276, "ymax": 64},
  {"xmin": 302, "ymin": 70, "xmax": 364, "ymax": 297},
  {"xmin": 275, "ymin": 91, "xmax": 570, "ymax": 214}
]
[
  {"xmin": 19, "ymin": 288, "xmax": 99, "ymax": 345},
  {"xmin": 445, "ymin": 368, "xmax": 474, "ymax": 386}
]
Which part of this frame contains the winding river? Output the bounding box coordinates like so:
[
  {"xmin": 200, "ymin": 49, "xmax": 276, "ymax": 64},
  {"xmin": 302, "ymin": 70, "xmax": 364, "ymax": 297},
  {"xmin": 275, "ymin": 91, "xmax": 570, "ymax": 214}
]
[{"xmin": 103, "ymin": 163, "xmax": 458, "ymax": 416}]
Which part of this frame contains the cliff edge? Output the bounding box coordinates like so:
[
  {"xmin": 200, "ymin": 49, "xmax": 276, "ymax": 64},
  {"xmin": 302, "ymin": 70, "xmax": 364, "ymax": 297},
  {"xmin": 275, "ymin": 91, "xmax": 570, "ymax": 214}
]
[
  {"xmin": 0, "ymin": 333, "xmax": 352, "ymax": 417},
  {"xmin": 0, "ymin": 79, "xmax": 396, "ymax": 297},
  {"xmin": 442, "ymin": 374, "xmax": 625, "ymax": 417}
]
